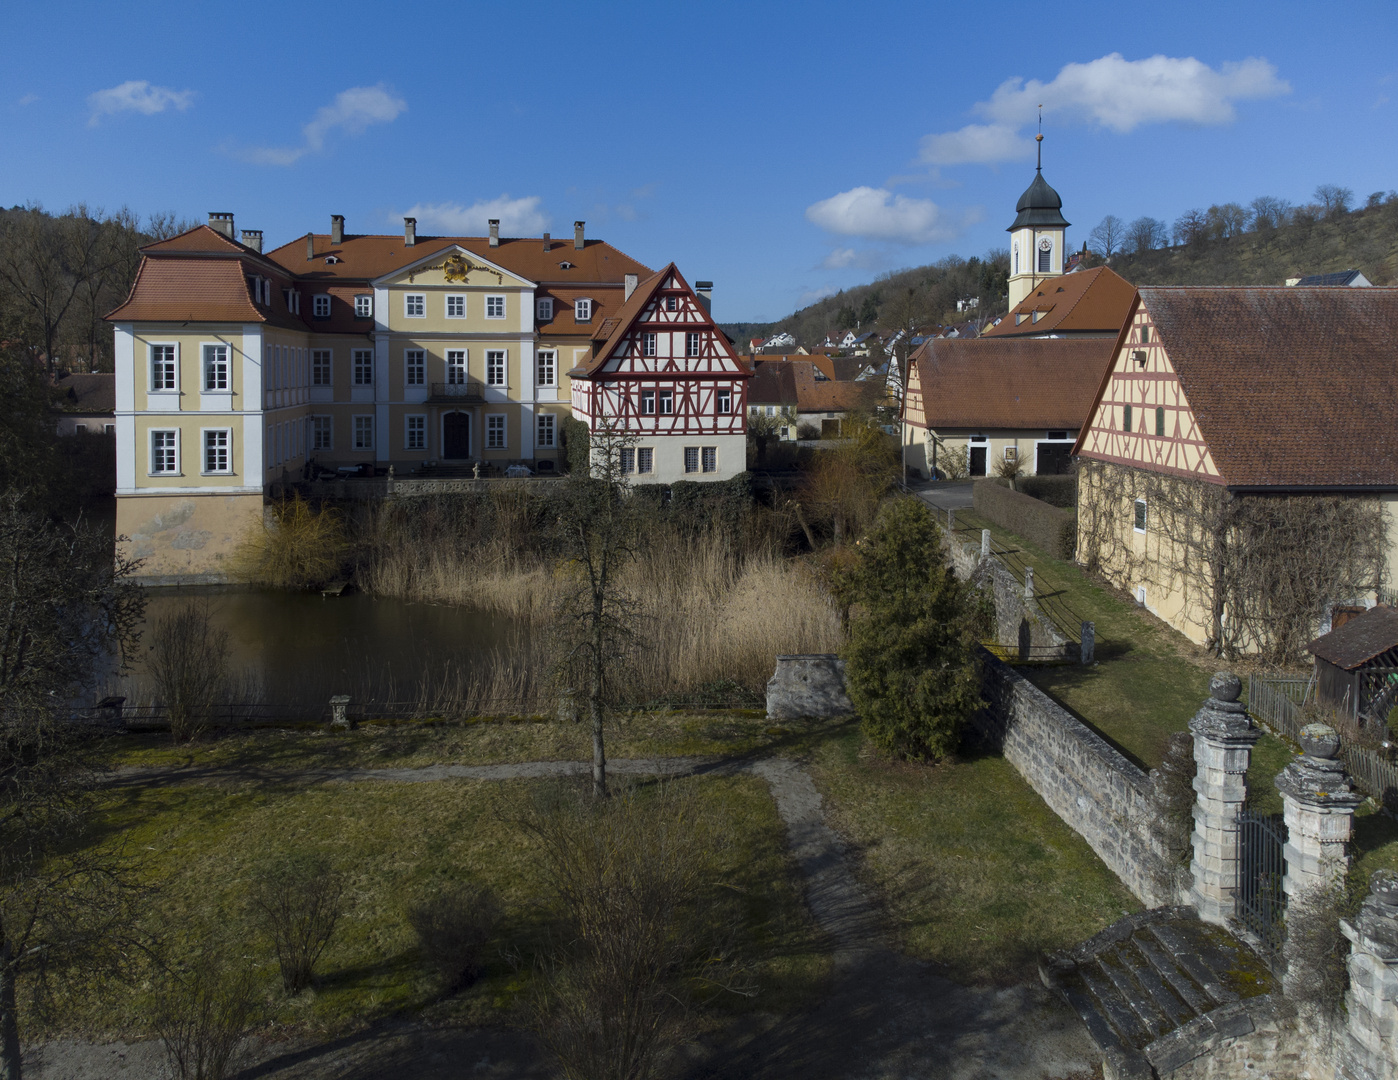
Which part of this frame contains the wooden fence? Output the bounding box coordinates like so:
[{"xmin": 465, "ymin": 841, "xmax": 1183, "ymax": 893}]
[{"xmin": 1248, "ymin": 673, "xmax": 1398, "ymax": 810}]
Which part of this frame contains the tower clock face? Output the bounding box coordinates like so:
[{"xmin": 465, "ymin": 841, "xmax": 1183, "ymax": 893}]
[{"xmin": 1038, "ymin": 237, "xmax": 1053, "ymax": 252}]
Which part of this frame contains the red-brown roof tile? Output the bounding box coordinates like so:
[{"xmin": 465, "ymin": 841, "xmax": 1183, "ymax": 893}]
[{"xmin": 981, "ymin": 265, "xmax": 1135, "ymax": 338}]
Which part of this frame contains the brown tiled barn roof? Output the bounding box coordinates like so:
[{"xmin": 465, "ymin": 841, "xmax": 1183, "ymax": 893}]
[
  {"xmin": 910, "ymin": 337, "xmax": 1115, "ymax": 429},
  {"xmin": 1140, "ymin": 287, "xmax": 1398, "ymax": 488}
]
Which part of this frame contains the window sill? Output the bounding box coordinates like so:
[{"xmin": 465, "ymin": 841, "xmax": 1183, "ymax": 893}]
[{"xmin": 148, "ymin": 472, "xmax": 184, "ymax": 478}]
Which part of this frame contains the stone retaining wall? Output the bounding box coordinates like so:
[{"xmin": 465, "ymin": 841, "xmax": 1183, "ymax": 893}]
[
  {"xmin": 974, "ymin": 652, "xmax": 1175, "ymax": 907},
  {"xmin": 946, "ymin": 537, "xmax": 1075, "ymax": 661}
]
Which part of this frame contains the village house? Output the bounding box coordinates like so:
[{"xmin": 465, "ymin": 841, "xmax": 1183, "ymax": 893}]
[
  {"xmin": 1073, "ymin": 286, "xmax": 1398, "ymax": 649},
  {"xmin": 53, "ymin": 372, "xmax": 115, "ymax": 436},
  {"xmin": 105, "ymin": 212, "xmax": 652, "ymax": 580},
  {"xmin": 747, "ymin": 354, "xmax": 881, "ymax": 438},
  {"xmin": 745, "ymin": 360, "xmax": 799, "ymax": 443}
]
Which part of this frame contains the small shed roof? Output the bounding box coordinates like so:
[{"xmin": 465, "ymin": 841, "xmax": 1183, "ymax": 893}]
[{"xmin": 1307, "ymin": 605, "xmax": 1398, "ymax": 670}]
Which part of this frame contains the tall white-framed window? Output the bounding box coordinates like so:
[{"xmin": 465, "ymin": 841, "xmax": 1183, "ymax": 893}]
[
  {"xmin": 702, "ymin": 447, "xmax": 717, "ymax": 473},
  {"xmin": 486, "ymin": 414, "xmax": 506, "ymax": 449},
  {"xmin": 404, "ymin": 294, "xmax": 426, "ymax": 318},
  {"xmin": 445, "ymin": 349, "xmax": 467, "ymax": 386},
  {"xmin": 485, "ymin": 295, "xmax": 506, "ymax": 319},
  {"xmin": 686, "ymin": 332, "xmax": 701, "ymax": 358},
  {"xmin": 536, "ymin": 297, "xmax": 553, "ymax": 322},
  {"xmin": 312, "ymin": 349, "xmax": 332, "ymax": 386},
  {"xmin": 202, "ymin": 428, "xmax": 231, "ymax": 474},
  {"xmin": 642, "ymin": 332, "xmax": 657, "ymax": 357},
  {"xmin": 149, "ymin": 344, "xmax": 177, "ymax": 391},
  {"xmin": 659, "ymin": 389, "xmax": 673, "ymax": 415},
  {"xmin": 717, "ymin": 389, "xmax": 731, "ymax": 414},
  {"xmin": 405, "ymin": 414, "xmax": 426, "ymax": 450},
  {"xmin": 353, "ymin": 415, "xmax": 374, "ymax": 450},
  {"xmin": 641, "ymin": 389, "xmax": 655, "ymax": 415},
  {"xmin": 406, "ymin": 349, "xmax": 427, "ymax": 386},
  {"xmin": 537, "ymin": 350, "xmax": 556, "ymax": 387},
  {"xmin": 574, "ymin": 298, "xmax": 592, "ymax": 322},
  {"xmin": 637, "ymin": 447, "xmax": 653, "ymax": 474},
  {"xmin": 445, "ymin": 294, "xmax": 466, "ymax": 319},
  {"xmin": 202, "ymin": 344, "xmax": 229, "ymax": 391},
  {"xmin": 353, "ymin": 349, "xmax": 374, "ymax": 386},
  {"xmin": 150, "ymin": 429, "xmax": 179, "ymax": 474},
  {"xmin": 355, "ymin": 294, "xmax": 373, "ymax": 319},
  {"xmin": 537, "ymin": 413, "xmax": 556, "ymax": 448},
  {"xmin": 683, "ymin": 446, "xmax": 699, "ymax": 474},
  {"xmin": 486, "ymin": 350, "xmax": 506, "ymax": 387},
  {"xmin": 313, "ymin": 294, "xmax": 331, "ymax": 318},
  {"xmin": 312, "ymin": 415, "xmax": 333, "ymax": 450}
]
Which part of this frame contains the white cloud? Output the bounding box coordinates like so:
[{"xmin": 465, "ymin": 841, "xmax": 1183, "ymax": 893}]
[
  {"xmin": 18, "ymin": 93, "xmax": 38, "ymax": 107},
  {"xmin": 976, "ymin": 53, "xmax": 1289, "ymax": 133},
  {"xmin": 819, "ymin": 248, "xmax": 894, "ymax": 271},
  {"xmin": 920, "ymin": 123, "xmax": 1032, "ymax": 166},
  {"xmin": 237, "ymin": 84, "xmax": 406, "ymax": 165},
  {"xmin": 87, "ymin": 80, "xmax": 194, "ymax": 126},
  {"xmin": 797, "ymin": 284, "xmax": 841, "ymax": 306},
  {"xmin": 402, "ymin": 196, "xmax": 549, "ymax": 237},
  {"xmin": 805, "ymin": 187, "xmax": 975, "ymax": 245}
]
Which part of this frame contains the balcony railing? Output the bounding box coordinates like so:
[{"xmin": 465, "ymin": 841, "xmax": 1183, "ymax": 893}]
[{"xmin": 428, "ymin": 379, "xmax": 485, "ymax": 403}]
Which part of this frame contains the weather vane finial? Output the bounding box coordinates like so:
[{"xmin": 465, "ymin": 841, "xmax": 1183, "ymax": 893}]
[{"xmin": 1036, "ymin": 104, "xmax": 1044, "ymax": 171}]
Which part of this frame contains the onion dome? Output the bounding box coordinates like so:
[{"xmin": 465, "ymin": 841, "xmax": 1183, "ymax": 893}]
[{"xmin": 1007, "ymin": 169, "xmax": 1071, "ymax": 231}]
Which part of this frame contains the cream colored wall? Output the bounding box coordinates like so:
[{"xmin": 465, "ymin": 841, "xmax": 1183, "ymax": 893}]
[
  {"xmin": 394, "ymin": 336, "xmax": 525, "ymax": 393},
  {"xmin": 132, "ymin": 326, "xmax": 247, "ymax": 411},
  {"xmin": 905, "ymin": 427, "xmax": 1078, "ymax": 479},
  {"xmin": 380, "ymin": 261, "xmax": 532, "ymax": 334},
  {"xmin": 117, "ymin": 492, "xmax": 264, "ymax": 583},
  {"xmin": 1383, "ymin": 494, "xmax": 1398, "ymax": 594}
]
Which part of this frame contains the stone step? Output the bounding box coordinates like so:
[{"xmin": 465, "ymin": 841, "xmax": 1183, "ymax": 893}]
[
  {"xmin": 1146, "ymin": 923, "xmax": 1239, "ymax": 1005},
  {"xmin": 1134, "ymin": 931, "xmax": 1216, "ymax": 1016},
  {"xmin": 1115, "ymin": 938, "xmax": 1198, "ymax": 1029},
  {"xmin": 1078, "ymin": 961, "xmax": 1151, "ymax": 1048},
  {"xmin": 1097, "ymin": 953, "xmax": 1172, "ymax": 1040}
]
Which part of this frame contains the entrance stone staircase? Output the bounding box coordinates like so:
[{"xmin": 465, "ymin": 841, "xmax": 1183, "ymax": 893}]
[{"xmin": 1040, "ymin": 907, "xmax": 1284, "ymax": 1078}]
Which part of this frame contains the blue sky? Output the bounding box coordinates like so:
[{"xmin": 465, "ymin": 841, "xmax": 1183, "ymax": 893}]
[{"xmin": 3, "ymin": 1, "xmax": 1395, "ymax": 322}]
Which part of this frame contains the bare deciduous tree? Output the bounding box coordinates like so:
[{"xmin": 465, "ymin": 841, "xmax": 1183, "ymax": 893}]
[
  {"xmin": 1314, "ymin": 184, "xmax": 1354, "ymax": 217},
  {"xmin": 1206, "ymin": 202, "xmax": 1248, "ymax": 239},
  {"xmin": 1172, "ymin": 208, "xmax": 1209, "ymax": 246},
  {"xmin": 248, "ymin": 853, "xmax": 347, "ymax": 995},
  {"xmin": 1249, "ymin": 195, "xmax": 1292, "ymax": 231},
  {"xmin": 145, "ymin": 602, "xmax": 230, "ymax": 743},
  {"xmin": 1125, "ymin": 216, "xmax": 1167, "ymax": 254},
  {"xmin": 1088, "ymin": 214, "xmax": 1126, "ymax": 257}
]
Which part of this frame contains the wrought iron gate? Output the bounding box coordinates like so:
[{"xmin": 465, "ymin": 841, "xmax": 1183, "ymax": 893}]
[{"xmin": 1237, "ymin": 810, "xmax": 1287, "ymax": 950}]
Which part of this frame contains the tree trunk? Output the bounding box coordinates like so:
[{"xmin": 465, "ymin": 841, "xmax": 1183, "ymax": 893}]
[
  {"xmin": 590, "ymin": 609, "xmax": 607, "ymax": 799},
  {"xmin": 0, "ymin": 942, "xmax": 22, "ymax": 1080},
  {"xmin": 790, "ymin": 502, "xmax": 817, "ymax": 551}
]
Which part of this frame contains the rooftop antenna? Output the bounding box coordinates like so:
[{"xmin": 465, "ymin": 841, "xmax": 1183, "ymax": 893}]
[{"xmin": 1036, "ymin": 104, "xmax": 1044, "ymax": 171}]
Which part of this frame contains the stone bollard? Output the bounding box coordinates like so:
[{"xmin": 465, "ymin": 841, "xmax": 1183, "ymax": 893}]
[
  {"xmin": 1188, "ymin": 672, "xmax": 1259, "ymax": 927},
  {"xmin": 947, "ymin": 507, "xmax": 955, "ymax": 533},
  {"xmin": 766, "ymin": 654, "xmax": 855, "ymax": 720},
  {"xmin": 981, "ymin": 529, "xmax": 991, "ymax": 560},
  {"xmin": 1341, "ymin": 870, "xmax": 1398, "ymax": 1080},
  {"xmin": 329, "ymin": 694, "xmax": 353, "ymax": 730},
  {"xmin": 1080, "ymin": 621, "xmax": 1095, "ymax": 665},
  {"xmin": 1024, "ymin": 567, "xmax": 1034, "ymax": 602}
]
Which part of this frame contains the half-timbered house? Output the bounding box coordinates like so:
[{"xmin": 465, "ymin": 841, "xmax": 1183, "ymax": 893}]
[
  {"xmin": 1074, "ymin": 287, "xmax": 1398, "ymax": 648},
  {"xmin": 569, "ymin": 265, "xmax": 749, "ymax": 482}
]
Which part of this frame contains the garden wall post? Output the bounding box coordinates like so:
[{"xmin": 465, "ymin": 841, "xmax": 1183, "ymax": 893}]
[
  {"xmin": 330, "ymin": 694, "xmax": 353, "ymax": 730},
  {"xmin": 1080, "ymin": 622, "xmax": 1095, "ymax": 665},
  {"xmin": 1341, "ymin": 870, "xmax": 1398, "ymax": 1080},
  {"xmin": 1188, "ymin": 671, "xmax": 1258, "ymax": 927}
]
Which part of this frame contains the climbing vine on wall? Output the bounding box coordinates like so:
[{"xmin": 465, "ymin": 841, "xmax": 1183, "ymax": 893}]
[{"xmin": 1077, "ymin": 460, "xmax": 1385, "ymax": 663}]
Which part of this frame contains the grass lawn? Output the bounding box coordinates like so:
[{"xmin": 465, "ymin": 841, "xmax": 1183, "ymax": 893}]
[
  {"xmin": 52, "ymin": 770, "xmax": 829, "ymax": 1043},
  {"xmin": 808, "ymin": 721, "xmax": 1142, "ymax": 985}
]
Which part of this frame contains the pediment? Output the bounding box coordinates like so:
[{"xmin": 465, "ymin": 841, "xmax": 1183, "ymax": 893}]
[{"xmin": 374, "ymin": 246, "xmax": 534, "ymax": 289}]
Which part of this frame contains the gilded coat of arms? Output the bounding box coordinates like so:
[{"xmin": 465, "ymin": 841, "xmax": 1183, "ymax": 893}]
[{"xmin": 442, "ymin": 254, "xmax": 469, "ymax": 283}]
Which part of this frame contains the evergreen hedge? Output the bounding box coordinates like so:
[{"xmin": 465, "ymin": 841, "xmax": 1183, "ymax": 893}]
[{"xmin": 972, "ymin": 480, "xmax": 1077, "ymax": 560}]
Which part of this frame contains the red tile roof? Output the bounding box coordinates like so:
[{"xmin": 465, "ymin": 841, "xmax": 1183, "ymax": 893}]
[
  {"xmin": 106, "ymin": 258, "xmax": 264, "ymax": 324},
  {"xmin": 981, "ymin": 266, "xmax": 1135, "ymax": 338}
]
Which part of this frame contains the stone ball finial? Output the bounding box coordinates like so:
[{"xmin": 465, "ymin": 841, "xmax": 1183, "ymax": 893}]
[
  {"xmin": 1371, "ymin": 869, "xmax": 1398, "ymax": 909},
  {"xmin": 1299, "ymin": 723, "xmax": 1340, "ymax": 760},
  {"xmin": 1209, "ymin": 671, "xmax": 1242, "ymax": 703}
]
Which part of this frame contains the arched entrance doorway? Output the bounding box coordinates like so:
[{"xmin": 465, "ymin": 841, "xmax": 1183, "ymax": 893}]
[{"xmin": 443, "ymin": 412, "xmax": 471, "ymax": 459}]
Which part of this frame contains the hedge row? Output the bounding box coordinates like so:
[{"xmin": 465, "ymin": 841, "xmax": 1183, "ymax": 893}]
[
  {"xmin": 1017, "ymin": 473, "xmax": 1076, "ymax": 509},
  {"xmin": 972, "ymin": 480, "xmax": 1077, "ymax": 560}
]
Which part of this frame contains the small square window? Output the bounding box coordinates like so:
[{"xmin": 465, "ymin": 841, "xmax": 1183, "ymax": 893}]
[
  {"xmin": 312, "ymin": 349, "xmax": 332, "ymax": 386},
  {"xmin": 355, "ymin": 294, "xmax": 373, "ymax": 319},
  {"xmin": 665, "ymin": 296, "xmax": 678, "ymax": 312},
  {"xmin": 684, "ymin": 447, "xmax": 699, "ymax": 473},
  {"xmin": 638, "ymin": 447, "xmax": 653, "ymax": 474},
  {"xmin": 659, "ymin": 390, "xmax": 673, "ymax": 415},
  {"xmin": 408, "ymin": 349, "xmax": 428, "ymax": 386},
  {"xmin": 574, "ymin": 298, "xmax": 592, "ymax": 322},
  {"xmin": 353, "ymin": 415, "xmax": 374, "ymax": 450},
  {"xmin": 406, "ymin": 415, "xmax": 426, "ymax": 450},
  {"xmin": 353, "ymin": 349, "xmax": 374, "ymax": 386},
  {"xmin": 537, "ymin": 297, "xmax": 554, "ymax": 322},
  {"xmin": 313, "ymin": 294, "xmax": 331, "ymax": 318},
  {"xmin": 404, "ymin": 294, "xmax": 426, "ymax": 318},
  {"xmin": 643, "ymin": 332, "xmax": 657, "ymax": 357},
  {"xmin": 203, "ymin": 429, "xmax": 231, "ymax": 473},
  {"xmin": 446, "ymin": 295, "xmax": 466, "ymax": 318},
  {"xmin": 151, "ymin": 430, "xmax": 178, "ymax": 474},
  {"xmin": 486, "ymin": 295, "xmax": 506, "ymax": 319},
  {"xmin": 312, "ymin": 416, "xmax": 333, "ymax": 450},
  {"xmin": 537, "ymin": 413, "xmax": 556, "ymax": 448},
  {"xmin": 701, "ymin": 447, "xmax": 716, "ymax": 473},
  {"xmin": 486, "ymin": 414, "xmax": 506, "ymax": 449},
  {"xmin": 486, "ymin": 350, "xmax": 507, "ymax": 387},
  {"xmin": 1134, "ymin": 499, "xmax": 1148, "ymax": 533}
]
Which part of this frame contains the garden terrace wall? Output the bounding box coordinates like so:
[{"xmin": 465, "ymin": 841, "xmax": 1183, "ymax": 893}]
[
  {"xmin": 945, "ymin": 536, "xmax": 1075, "ymax": 661},
  {"xmin": 973, "ymin": 480, "xmax": 1077, "ymax": 560},
  {"xmin": 973, "ymin": 650, "xmax": 1175, "ymax": 907}
]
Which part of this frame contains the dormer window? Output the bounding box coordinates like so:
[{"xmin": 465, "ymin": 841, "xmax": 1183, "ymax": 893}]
[
  {"xmin": 575, "ymin": 298, "xmax": 592, "ymax": 323},
  {"xmin": 283, "ymin": 289, "xmax": 301, "ymax": 315},
  {"xmin": 313, "ymin": 294, "xmax": 331, "ymax": 319},
  {"xmin": 558, "ymin": 261, "xmax": 576, "ymax": 270},
  {"xmin": 325, "ymin": 255, "xmax": 340, "ymax": 265},
  {"xmin": 537, "ymin": 297, "xmax": 554, "ymax": 322}
]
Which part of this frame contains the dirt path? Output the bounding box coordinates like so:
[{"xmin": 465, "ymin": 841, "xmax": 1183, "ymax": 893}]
[{"xmin": 43, "ymin": 756, "xmax": 1098, "ymax": 1080}]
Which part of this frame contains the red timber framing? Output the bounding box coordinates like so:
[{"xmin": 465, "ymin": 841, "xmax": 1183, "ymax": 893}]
[{"xmin": 570, "ymin": 264, "xmax": 750, "ymax": 438}]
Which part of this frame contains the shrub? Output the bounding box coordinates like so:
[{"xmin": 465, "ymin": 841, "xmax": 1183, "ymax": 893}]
[
  {"xmin": 232, "ymin": 494, "xmax": 347, "ymax": 589},
  {"xmin": 408, "ymin": 882, "xmax": 502, "ymax": 990},
  {"xmin": 562, "ymin": 416, "xmax": 590, "ymax": 474},
  {"xmin": 152, "ymin": 946, "xmax": 260, "ymax": 1080},
  {"xmin": 935, "ymin": 442, "xmax": 968, "ymax": 480},
  {"xmin": 973, "ymin": 480, "xmax": 1077, "ymax": 560},
  {"xmin": 796, "ymin": 422, "xmax": 820, "ymax": 440},
  {"xmin": 248, "ymin": 854, "xmax": 346, "ymax": 994},
  {"xmin": 842, "ymin": 497, "xmax": 983, "ymax": 761},
  {"xmin": 1017, "ymin": 473, "xmax": 1077, "ymax": 509},
  {"xmin": 146, "ymin": 601, "xmax": 230, "ymax": 743},
  {"xmin": 992, "ymin": 455, "xmax": 1023, "ymax": 487},
  {"xmin": 1283, "ymin": 882, "xmax": 1353, "ymax": 1016}
]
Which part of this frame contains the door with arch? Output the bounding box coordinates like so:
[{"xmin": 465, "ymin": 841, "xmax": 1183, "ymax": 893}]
[{"xmin": 443, "ymin": 412, "xmax": 471, "ymax": 459}]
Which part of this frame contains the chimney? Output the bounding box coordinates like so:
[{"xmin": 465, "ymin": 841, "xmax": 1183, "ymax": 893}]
[
  {"xmin": 240, "ymin": 229, "xmax": 263, "ymax": 253},
  {"xmin": 404, "ymin": 217, "xmax": 416, "ymax": 246},
  {"xmin": 207, "ymin": 212, "xmax": 234, "ymax": 238},
  {"xmin": 488, "ymin": 219, "xmax": 500, "ymax": 247},
  {"xmin": 305, "ymin": 232, "xmax": 314, "ymax": 261},
  {"xmin": 542, "ymin": 232, "xmax": 550, "ymax": 251},
  {"xmin": 695, "ymin": 281, "xmax": 713, "ymax": 314},
  {"xmin": 574, "ymin": 220, "xmax": 585, "ymax": 250},
  {"xmin": 330, "ymin": 214, "xmax": 344, "ymax": 245},
  {"xmin": 624, "ymin": 273, "xmax": 638, "ymax": 301}
]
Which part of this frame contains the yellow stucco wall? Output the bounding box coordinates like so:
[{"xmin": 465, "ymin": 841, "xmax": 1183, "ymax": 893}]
[{"xmin": 117, "ymin": 492, "xmax": 264, "ymax": 582}]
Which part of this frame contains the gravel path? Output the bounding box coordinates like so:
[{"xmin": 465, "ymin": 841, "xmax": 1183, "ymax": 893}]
[{"xmin": 45, "ymin": 754, "xmax": 1097, "ymax": 1080}]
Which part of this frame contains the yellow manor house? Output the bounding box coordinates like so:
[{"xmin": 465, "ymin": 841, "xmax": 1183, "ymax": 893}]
[{"xmin": 107, "ymin": 213, "xmax": 653, "ymax": 581}]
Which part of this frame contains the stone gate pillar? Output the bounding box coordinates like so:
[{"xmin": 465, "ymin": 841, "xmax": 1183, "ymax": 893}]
[
  {"xmin": 1341, "ymin": 871, "xmax": 1398, "ymax": 1080},
  {"xmin": 1188, "ymin": 671, "xmax": 1259, "ymax": 927}
]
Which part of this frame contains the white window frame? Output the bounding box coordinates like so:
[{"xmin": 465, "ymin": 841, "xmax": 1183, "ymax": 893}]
[
  {"xmin": 353, "ymin": 415, "xmax": 375, "ymax": 451},
  {"xmin": 354, "ymin": 294, "xmax": 373, "ymax": 319},
  {"xmin": 202, "ymin": 343, "xmax": 229, "ymax": 391},
  {"xmin": 149, "ymin": 429, "xmax": 179, "ymax": 475},
  {"xmin": 486, "ymin": 349, "xmax": 507, "ymax": 387},
  {"xmin": 352, "ymin": 349, "xmax": 374, "ymax": 386},
  {"xmin": 312, "ymin": 349, "xmax": 333, "ymax": 386},
  {"xmin": 149, "ymin": 342, "xmax": 178, "ymax": 392},
  {"xmin": 1134, "ymin": 499, "xmax": 1148, "ymax": 534},
  {"xmin": 574, "ymin": 297, "xmax": 592, "ymax": 323},
  {"xmin": 405, "ymin": 414, "xmax": 427, "ymax": 450},
  {"xmin": 537, "ymin": 412, "xmax": 556, "ymax": 448},
  {"xmin": 445, "ymin": 349, "xmax": 467, "ymax": 386},
  {"xmin": 312, "ymin": 415, "xmax": 333, "ymax": 451},
  {"xmin": 313, "ymin": 294, "xmax": 331, "ymax": 319},
  {"xmin": 643, "ymin": 332, "xmax": 657, "ymax": 357},
  {"xmin": 659, "ymin": 389, "xmax": 674, "ymax": 415},
  {"xmin": 536, "ymin": 297, "xmax": 554, "ymax": 322},
  {"xmin": 404, "ymin": 293, "xmax": 426, "ymax": 318},
  {"xmin": 202, "ymin": 428, "xmax": 232, "ymax": 475},
  {"xmin": 445, "ymin": 294, "xmax": 466, "ymax": 319},
  {"xmin": 637, "ymin": 447, "xmax": 654, "ymax": 474},
  {"xmin": 485, "ymin": 295, "xmax": 506, "ymax": 319},
  {"xmin": 717, "ymin": 389, "xmax": 731, "ymax": 414},
  {"xmin": 701, "ymin": 446, "xmax": 717, "ymax": 473},
  {"xmin": 407, "ymin": 349, "xmax": 427, "ymax": 387},
  {"xmin": 486, "ymin": 414, "xmax": 507, "ymax": 449},
  {"xmin": 686, "ymin": 332, "xmax": 701, "ymax": 358},
  {"xmin": 537, "ymin": 350, "xmax": 556, "ymax": 387},
  {"xmin": 641, "ymin": 389, "xmax": 656, "ymax": 415}
]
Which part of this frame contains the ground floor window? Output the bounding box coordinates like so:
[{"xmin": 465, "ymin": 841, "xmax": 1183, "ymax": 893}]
[
  {"xmin": 638, "ymin": 447, "xmax": 653, "ymax": 474},
  {"xmin": 621, "ymin": 447, "xmax": 636, "ymax": 474},
  {"xmin": 486, "ymin": 414, "xmax": 506, "ymax": 449},
  {"xmin": 150, "ymin": 429, "xmax": 178, "ymax": 474},
  {"xmin": 537, "ymin": 413, "xmax": 556, "ymax": 448},
  {"xmin": 313, "ymin": 416, "xmax": 332, "ymax": 450},
  {"xmin": 203, "ymin": 429, "xmax": 230, "ymax": 474},
  {"xmin": 354, "ymin": 415, "xmax": 374, "ymax": 450},
  {"xmin": 702, "ymin": 447, "xmax": 717, "ymax": 473},
  {"xmin": 406, "ymin": 415, "xmax": 426, "ymax": 450}
]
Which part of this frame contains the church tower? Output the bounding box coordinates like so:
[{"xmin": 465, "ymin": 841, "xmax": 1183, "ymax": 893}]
[{"xmin": 1006, "ymin": 128, "xmax": 1070, "ymax": 308}]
